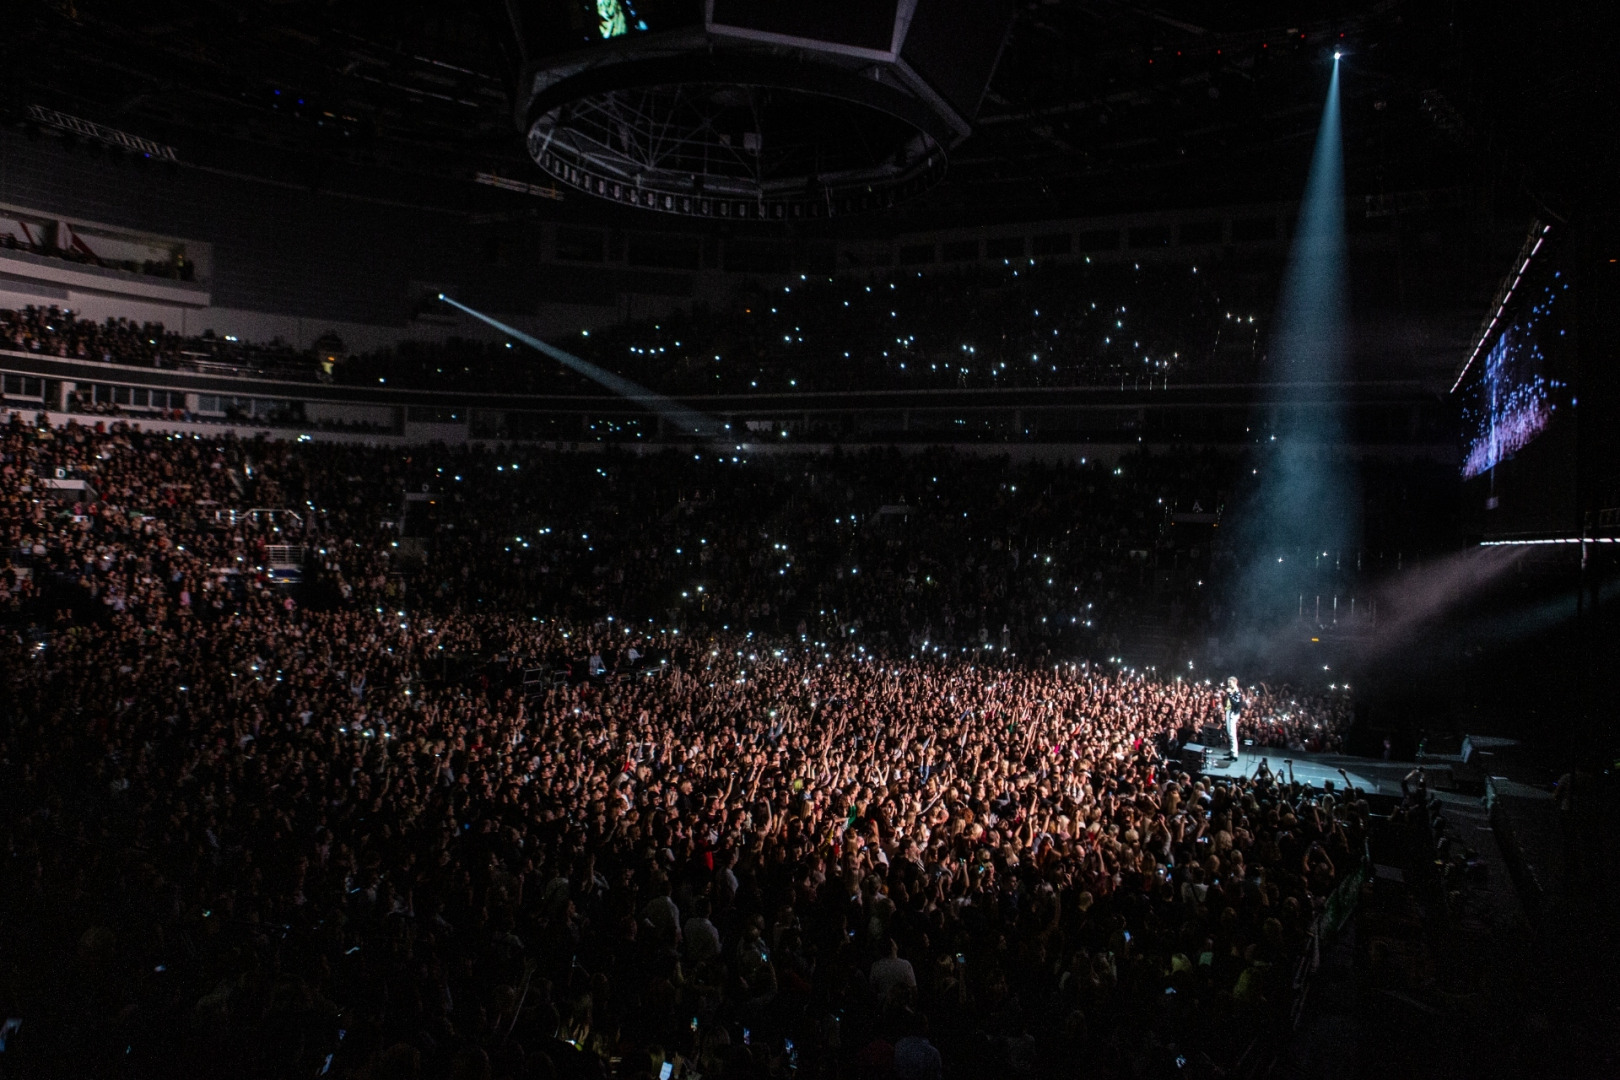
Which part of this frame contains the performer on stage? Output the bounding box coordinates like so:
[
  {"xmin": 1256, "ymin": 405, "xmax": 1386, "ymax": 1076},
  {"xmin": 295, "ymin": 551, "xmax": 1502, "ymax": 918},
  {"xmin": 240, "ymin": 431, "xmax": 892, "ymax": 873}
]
[{"xmin": 1224, "ymin": 676, "xmax": 1244, "ymax": 759}]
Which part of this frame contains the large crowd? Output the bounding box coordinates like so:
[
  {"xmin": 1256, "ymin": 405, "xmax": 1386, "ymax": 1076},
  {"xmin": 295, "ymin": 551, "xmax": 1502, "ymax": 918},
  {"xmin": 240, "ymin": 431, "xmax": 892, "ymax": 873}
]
[
  {"xmin": 0, "ymin": 306, "xmax": 323, "ymax": 380},
  {"xmin": 345, "ymin": 260, "xmax": 1268, "ymax": 396},
  {"xmin": 4, "ymin": 256, "xmax": 1269, "ymax": 401},
  {"xmin": 0, "ymin": 415, "xmax": 1366, "ymax": 1080}
]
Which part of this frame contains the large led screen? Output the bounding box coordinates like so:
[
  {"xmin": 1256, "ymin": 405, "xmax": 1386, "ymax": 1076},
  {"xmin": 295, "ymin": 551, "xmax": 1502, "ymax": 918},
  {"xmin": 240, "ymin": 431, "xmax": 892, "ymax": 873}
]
[
  {"xmin": 1461, "ymin": 256, "xmax": 1573, "ymax": 479},
  {"xmin": 1460, "ymin": 237, "xmax": 1578, "ymax": 536}
]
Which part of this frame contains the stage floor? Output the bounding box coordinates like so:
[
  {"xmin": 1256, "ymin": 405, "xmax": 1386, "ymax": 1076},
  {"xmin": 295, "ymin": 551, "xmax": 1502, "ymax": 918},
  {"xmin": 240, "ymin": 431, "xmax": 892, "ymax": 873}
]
[{"xmin": 1194, "ymin": 748, "xmax": 1391, "ymax": 796}]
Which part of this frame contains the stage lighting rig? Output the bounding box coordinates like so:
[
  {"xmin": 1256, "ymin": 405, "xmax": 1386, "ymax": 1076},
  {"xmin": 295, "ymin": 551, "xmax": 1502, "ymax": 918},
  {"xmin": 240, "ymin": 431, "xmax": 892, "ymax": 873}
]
[{"xmin": 510, "ymin": 1, "xmax": 1014, "ymax": 219}]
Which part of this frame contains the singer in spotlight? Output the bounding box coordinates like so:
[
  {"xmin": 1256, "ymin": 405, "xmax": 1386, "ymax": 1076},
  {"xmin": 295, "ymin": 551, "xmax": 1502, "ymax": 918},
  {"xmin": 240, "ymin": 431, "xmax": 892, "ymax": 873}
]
[{"xmin": 1224, "ymin": 676, "xmax": 1244, "ymax": 759}]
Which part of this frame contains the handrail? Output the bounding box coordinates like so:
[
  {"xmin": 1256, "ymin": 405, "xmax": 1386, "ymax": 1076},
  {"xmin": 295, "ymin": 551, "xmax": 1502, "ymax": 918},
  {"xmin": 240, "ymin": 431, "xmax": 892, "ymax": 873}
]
[
  {"xmin": 1320, "ymin": 849, "xmax": 1371, "ymax": 937},
  {"xmin": 210, "ymin": 508, "xmax": 304, "ymax": 527},
  {"xmin": 264, "ymin": 544, "xmax": 307, "ymax": 567},
  {"xmin": 0, "ymin": 347, "xmax": 1448, "ymax": 410},
  {"xmin": 1486, "ymin": 776, "xmax": 1546, "ymax": 917},
  {"xmin": 1289, "ymin": 843, "xmax": 1371, "ymax": 1029}
]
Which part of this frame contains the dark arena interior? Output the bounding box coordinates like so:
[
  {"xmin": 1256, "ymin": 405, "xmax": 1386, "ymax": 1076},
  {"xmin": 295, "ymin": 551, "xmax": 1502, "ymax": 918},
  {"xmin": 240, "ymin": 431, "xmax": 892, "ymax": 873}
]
[{"xmin": 2, "ymin": 2, "xmax": 1619, "ymax": 1077}]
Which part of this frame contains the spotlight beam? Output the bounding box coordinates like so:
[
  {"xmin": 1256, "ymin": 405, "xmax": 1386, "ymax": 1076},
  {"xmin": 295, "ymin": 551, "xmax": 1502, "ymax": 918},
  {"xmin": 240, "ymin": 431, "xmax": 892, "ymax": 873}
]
[
  {"xmin": 1271, "ymin": 59, "xmax": 1347, "ymax": 398},
  {"xmin": 436, "ymin": 294, "xmax": 727, "ymax": 441},
  {"xmin": 1227, "ymin": 59, "xmax": 1356, "ymax": 652}
]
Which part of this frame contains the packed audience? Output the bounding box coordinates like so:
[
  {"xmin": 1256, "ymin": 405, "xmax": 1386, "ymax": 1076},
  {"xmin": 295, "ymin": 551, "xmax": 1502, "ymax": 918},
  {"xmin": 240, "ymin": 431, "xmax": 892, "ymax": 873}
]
[
  {"xmin": 1, "ymin": 305, "xmax": 323, "ymax": 379},
  {"xmin": 346, "ymin": 260, "xmax": 1268, "ymax": 396},
  {"xmin": 0, "ymin": 415, "xmax": 1367, "ymax": 1080},
  {"xmin": 5, "ymin": 256, "xmax": 1269, "ymax": 399}
]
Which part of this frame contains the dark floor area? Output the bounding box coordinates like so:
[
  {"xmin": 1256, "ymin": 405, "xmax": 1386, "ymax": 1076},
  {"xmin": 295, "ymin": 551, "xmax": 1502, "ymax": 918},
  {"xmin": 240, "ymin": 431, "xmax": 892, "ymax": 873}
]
[{"xmin": 1270, "ymin": 747, "xmax": 1618, "ymax": 1079}]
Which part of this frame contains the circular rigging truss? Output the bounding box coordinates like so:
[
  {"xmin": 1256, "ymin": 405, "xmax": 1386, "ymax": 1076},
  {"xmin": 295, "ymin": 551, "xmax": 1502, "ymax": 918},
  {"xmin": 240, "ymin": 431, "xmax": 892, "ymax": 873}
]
[
  {"xmin": 528, "ymin": 74, "xmax": 947, "ymax": 220},
  {"xmin": 513, "ymin": 5, "xmax": 1015, "ymax": 219}
]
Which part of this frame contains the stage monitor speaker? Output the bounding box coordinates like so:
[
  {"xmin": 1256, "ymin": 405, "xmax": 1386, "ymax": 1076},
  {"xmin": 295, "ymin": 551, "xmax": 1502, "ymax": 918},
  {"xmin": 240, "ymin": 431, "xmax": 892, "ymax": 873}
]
[{"xmin": 1179, "ymin": 743, "xmax": 1212, "ymax": 774}]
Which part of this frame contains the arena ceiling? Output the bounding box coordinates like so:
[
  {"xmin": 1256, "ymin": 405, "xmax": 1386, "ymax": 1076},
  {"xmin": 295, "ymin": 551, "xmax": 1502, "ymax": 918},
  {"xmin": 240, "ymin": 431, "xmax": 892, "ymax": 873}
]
[{"xmin": 1, "ymin": 0, "xmax": 1613, "ymax": 227}]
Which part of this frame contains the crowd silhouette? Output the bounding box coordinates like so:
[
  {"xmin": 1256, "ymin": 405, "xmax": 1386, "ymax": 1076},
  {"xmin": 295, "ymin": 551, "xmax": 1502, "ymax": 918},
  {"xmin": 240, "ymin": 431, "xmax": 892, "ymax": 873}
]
[{"xmin": 0, "ymin": 416, "xmax": 1364, "ymax": 1080}]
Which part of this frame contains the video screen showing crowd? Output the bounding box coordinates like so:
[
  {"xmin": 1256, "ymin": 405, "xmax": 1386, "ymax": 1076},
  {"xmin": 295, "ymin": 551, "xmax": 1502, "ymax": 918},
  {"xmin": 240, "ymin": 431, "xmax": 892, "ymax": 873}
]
[{"xmin": 0, "ymin": 416, "xmax": 1360, "ymax": 1079}]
